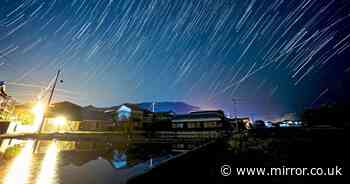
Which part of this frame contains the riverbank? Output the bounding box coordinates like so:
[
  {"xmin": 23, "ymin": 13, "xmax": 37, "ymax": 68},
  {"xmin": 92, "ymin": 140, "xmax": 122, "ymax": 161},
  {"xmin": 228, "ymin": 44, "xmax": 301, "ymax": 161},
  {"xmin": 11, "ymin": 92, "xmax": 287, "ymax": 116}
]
[
  {"xmin": 128, "ymin": 127, "xmax": 345, "ymax": 184},
  {"xmin": 0, "ymin": 130, "xmax": 222, "ymax": 143}
]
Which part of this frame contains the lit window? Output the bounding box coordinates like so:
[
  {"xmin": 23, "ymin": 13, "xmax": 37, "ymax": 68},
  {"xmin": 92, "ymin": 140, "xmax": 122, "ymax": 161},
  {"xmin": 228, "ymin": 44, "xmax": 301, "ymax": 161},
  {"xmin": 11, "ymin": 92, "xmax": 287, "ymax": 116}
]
[
  {"xmin": 204, "ymin": 122, "xmax": 216, "ymax": 128},
  {"xmin": 175, "ymin": 123, "xmax": 183, "ymax": 128},
  {"xmin": 187, "ymin": 123, "xmax": 196, "ymax": 128}
]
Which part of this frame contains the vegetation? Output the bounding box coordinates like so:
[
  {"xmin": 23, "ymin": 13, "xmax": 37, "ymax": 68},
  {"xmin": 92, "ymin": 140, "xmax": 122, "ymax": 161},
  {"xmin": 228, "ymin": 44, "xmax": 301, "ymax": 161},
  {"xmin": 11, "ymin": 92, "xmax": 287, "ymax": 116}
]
[{"xmin": 120, "ymin": 121, "xmax": 135, "ymax": 137}]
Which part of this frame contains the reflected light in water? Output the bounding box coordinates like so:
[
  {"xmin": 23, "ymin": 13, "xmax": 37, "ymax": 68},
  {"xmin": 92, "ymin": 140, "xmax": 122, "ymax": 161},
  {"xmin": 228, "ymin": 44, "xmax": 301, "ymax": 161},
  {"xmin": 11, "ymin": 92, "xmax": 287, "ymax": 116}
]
[
  {"xmin": 4, "ymin": 141, "xmax": 34, "ymax": 184},
  {"xmin": 0, "ymin": 139, "xmax": 28, "ymax": 153},
  {"xmin": 36, "ymin": 142, "xmax": 59, "ymax": 184}
]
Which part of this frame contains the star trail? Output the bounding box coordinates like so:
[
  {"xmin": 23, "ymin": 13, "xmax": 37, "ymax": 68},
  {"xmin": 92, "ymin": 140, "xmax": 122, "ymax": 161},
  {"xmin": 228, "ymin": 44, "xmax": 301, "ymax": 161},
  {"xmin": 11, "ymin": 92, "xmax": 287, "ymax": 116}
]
[{"xmin": 1, "ymin": 0, "xmax": 350, "ymax": 119}]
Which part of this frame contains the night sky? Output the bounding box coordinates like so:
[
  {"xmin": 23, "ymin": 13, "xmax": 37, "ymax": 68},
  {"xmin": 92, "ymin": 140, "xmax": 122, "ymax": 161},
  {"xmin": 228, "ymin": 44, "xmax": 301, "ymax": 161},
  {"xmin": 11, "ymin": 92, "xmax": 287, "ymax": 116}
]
[{"xmin": 1, "ymin": 0, "xmax": 350, "ymax": 120}]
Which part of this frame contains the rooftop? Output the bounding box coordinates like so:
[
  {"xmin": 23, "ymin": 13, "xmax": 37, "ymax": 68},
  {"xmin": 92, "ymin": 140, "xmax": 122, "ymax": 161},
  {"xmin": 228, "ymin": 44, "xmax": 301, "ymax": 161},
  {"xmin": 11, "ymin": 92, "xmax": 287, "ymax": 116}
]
[{"xmin": 172, "ymin": 110, "xmax": 225, "ymax": 123}]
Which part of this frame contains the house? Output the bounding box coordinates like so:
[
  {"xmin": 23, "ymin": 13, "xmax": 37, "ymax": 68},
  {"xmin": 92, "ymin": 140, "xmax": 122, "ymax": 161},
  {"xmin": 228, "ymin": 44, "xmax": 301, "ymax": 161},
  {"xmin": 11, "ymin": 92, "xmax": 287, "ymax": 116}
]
[
  {"xmin": 105, "ymin": 103, "xmax": 146, "ymax": 129},
  {"xmin": 0, "ymin": 120, "xmax": 10, "ymax": 134},
  {"xmin": 171, "ymin": 110, "xmax": 230, "ymax": 130},
  {"xmin": 80, "ymin": 107, "xmax": 114, "ymax": 131},
  {"xmin": 228, "ymin": 117, "xmax": 252, "ymax": 130},
  {"xmin": 0, "ymin": 81, "xmax": 15, "ymax": 121},
  {"xmin": 119, "ymin": 103, "xmax": 144, "ymax": 120},
  {"xmin": 153, "ymin": 111, "xmax": 175, "ymax": 122},
  {"xmin": 43, "ymin": 101, "xmax": 83, "ymax": 132},
  {"xmin": 45, "ymin": 101, "xmax": 114, "ymax": 132},
  {"xmin": 0, "ymin": 96, "xmax": 14, "ymax": 121},
  {"xmin": 253, "ymin": 120, "xmax": 266, "ymax": 128},
  {"xmin": 142, "ymin": 111, "xmax": 175, "ymax": 131}
]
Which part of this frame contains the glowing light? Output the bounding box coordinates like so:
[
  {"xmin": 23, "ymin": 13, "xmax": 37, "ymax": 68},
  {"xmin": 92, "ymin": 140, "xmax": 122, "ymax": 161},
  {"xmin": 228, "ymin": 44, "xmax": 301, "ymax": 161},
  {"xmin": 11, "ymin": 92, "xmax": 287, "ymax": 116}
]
[
  {"xmin": 52, "ymin": 116, "xmax": 66, "ymax": 126},
  {"xmin": 4, "ymin": 141, "xmax": 34, "ymax": 184},
  {"xmin": 32, "ymin": 102, "xmax": 44, "ymax": 116},
  {"xmin": 36, "ymin": 142, "xmax": 59, "ymax": 184},
  {"xmin": 31, "ymin": 102, "xmax": 45, "ymax": 132}
]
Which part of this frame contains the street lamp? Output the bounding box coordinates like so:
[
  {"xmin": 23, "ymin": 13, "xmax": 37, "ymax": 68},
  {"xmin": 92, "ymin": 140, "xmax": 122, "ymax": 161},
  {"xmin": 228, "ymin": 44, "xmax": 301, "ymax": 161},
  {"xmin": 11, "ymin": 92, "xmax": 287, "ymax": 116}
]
[{"xmin": 53, "ymin": 116, "xmax": 66, "ymax": 132}]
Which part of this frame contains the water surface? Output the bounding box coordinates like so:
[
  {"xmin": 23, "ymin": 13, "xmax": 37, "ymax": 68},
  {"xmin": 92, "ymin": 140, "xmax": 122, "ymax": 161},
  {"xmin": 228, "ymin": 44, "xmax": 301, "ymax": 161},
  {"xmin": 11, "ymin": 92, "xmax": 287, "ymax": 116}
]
[{"xmin": 0, "ymin": 138, "xmax": 197, "ymax": 184}]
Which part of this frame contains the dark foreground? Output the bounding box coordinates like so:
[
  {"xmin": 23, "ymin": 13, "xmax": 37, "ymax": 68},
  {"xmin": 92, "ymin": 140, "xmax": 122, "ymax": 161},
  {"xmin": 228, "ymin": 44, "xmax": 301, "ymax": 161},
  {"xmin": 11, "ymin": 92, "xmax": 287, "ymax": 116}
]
[{"xmin": 128, "ymin": 128, "xmax": 345, "ymax": 184}]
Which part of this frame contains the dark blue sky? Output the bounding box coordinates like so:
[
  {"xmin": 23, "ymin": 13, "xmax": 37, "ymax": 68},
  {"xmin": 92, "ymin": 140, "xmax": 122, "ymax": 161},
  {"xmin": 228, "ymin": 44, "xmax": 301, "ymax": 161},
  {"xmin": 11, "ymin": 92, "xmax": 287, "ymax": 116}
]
[{"xmin": 1, "ymin": 0, "xmax": 350, "ymax": 120}]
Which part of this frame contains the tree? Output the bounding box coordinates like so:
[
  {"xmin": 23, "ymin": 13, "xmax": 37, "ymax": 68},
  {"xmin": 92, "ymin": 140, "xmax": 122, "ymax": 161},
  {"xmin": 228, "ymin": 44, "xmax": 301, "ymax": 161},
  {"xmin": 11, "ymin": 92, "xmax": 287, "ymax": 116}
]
[{"xmin": 120, "ymin": 120, "xmax": 134, "ymax": 138}]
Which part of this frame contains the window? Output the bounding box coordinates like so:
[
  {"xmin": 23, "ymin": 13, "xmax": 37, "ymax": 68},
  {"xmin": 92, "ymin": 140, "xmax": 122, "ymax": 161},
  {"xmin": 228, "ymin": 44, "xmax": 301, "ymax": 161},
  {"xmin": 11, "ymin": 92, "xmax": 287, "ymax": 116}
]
[
  {"xmin": 187, "ymin": 123, "xmax": 196, "ymax": 129},
  {"xmin": 176, "ymin": 123, "xmax": 184, "ymax": 128},
  {"xmin": 172, "ymin": 123, "xmax": 184, "ymax": 128},
  {"xmin": 204, "ymin": 122, "xmax": 217, "ymax": 128}
]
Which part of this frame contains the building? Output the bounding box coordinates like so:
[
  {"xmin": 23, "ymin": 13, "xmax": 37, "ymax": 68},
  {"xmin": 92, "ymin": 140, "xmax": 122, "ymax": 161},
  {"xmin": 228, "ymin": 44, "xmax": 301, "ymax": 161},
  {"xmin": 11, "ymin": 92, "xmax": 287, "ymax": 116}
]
[
  {"xmin": 80, "ymin": 107, "xmax": 114, "ymax": 131},
  {"xmin": 105, "ymin": 103, "xmax": 147, "ymax": 129},
  {"xmin": 171, "ymin": 110, "xmax": 231, "ymax": 130},
  {"xmin": 253, "ymin": 120, "xmax": 266, "ymax": 128},
  {"xmin": 42, "ymin": 117, "xmax": 81, "ymax": 133},
  {"xmin": 43, "ymin": 101, "xmax": 82, "ymax": 132},
  {"xmin": 0, "ymin": 96, "xmax": 15, "ymax": 121},
  {"xmin": 153, "ymin": 111, "xmax": 175, "ymax": 122},
  {"xmin": 0, "ymin": 93, "xmax": 15, "ymax": 134},
  {"xmin": 228, "ymin": 117, "xmax": 252, "ymax": 130},
  {"xmin": 0, "ymin": 81, "xmax": 14, "ymax": 121},
  {"xmin": 142, "ymin": 111, "xmax": 175, "ymax": 131},
  {"xmin": 0, "ymin": 120, "xmax": 10, "ymax": 134},
  {"xmin": 45, "ymin": 101, "xmax": 114, "ymax": 132}
]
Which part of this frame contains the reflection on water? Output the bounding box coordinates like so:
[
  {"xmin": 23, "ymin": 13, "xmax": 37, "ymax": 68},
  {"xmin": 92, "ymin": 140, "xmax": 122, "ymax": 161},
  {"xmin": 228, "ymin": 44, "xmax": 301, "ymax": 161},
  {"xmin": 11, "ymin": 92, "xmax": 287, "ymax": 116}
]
[
  {"xmin": 112, "ymin": 150, "xmax": 127, "ymax": 169},
  {"xmin": 0, "ymin": 138, "xmax": 201, "ymax": 184},
  {"xmin": 36, "ymin": 142, "xmax": 58, "ymax": 184},
  {"xmin": 3, "ymin": 140, "xmax": 34, "ymax": 184}
]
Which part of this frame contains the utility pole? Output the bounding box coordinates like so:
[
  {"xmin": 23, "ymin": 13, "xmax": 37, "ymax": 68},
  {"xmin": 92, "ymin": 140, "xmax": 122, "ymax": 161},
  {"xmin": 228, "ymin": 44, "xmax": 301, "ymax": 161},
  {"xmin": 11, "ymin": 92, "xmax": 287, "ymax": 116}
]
[
  {"xmin": 37, "ymin": 70, "xmax": 61, "ymax": 133},
  {"xmin": 33, "ymin": 70, "xmax": 62, "ymax": 153}
]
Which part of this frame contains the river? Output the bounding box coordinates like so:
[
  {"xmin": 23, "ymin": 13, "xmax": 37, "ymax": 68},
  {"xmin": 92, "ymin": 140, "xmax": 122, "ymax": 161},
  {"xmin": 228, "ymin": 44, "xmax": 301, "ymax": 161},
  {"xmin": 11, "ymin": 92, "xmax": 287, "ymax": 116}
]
[{"xmin": 0, "ymin": 138, "xmax": 203, "ymax": 184}]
